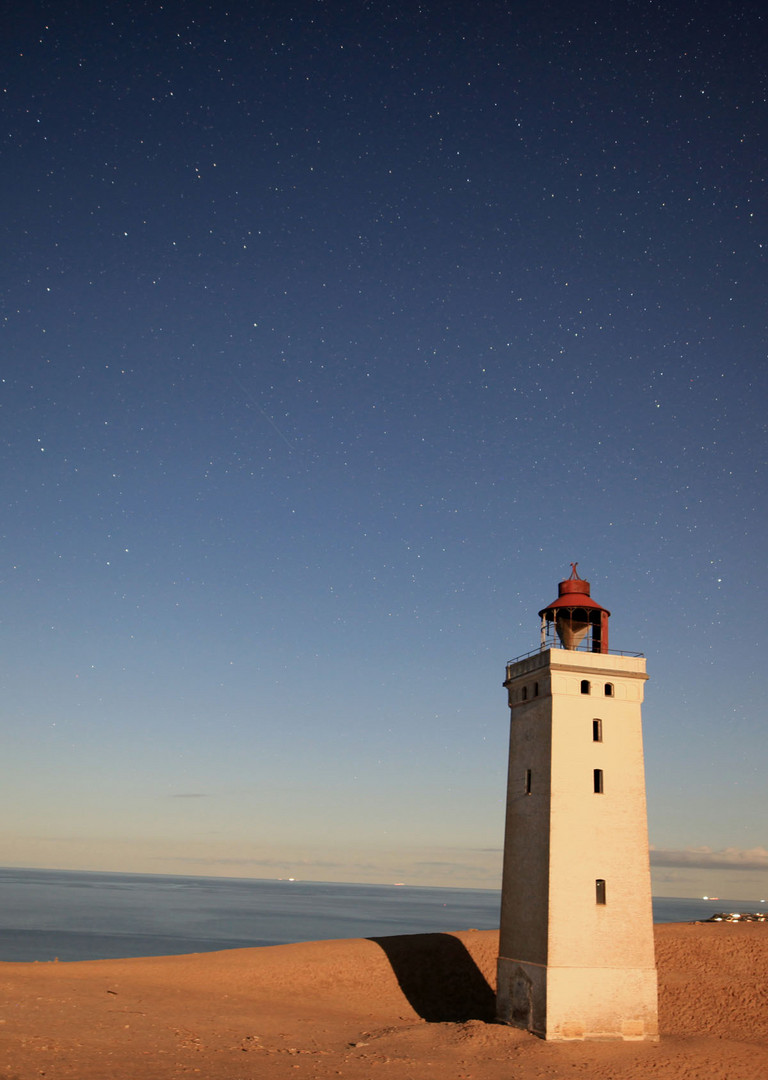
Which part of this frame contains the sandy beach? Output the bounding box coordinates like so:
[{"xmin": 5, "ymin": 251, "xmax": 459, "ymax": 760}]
[{"xmin": 1, "ymin": 922, "xmax": 767, "ymax": 1079}]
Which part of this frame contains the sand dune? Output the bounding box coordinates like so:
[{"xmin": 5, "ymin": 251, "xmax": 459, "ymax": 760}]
[{"xmin": 1, "ymin": 923, "xmax": 767, "ymax": 1078}]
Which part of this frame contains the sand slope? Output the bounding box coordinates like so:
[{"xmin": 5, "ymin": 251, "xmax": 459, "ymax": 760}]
[{"xmin": 1, "ymin": 923, "xmax": 767, "ymax": 1079}]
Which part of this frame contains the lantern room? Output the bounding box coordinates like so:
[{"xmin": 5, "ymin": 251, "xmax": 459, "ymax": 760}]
[{"xmin": 538, "ymin": 564, "xmax": 610, "ymax": 653}]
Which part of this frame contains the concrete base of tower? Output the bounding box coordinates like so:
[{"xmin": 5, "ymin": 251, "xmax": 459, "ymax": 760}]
[{"xmin": 496, "ymin": 957, "xmax": 659, "ymax": 1041}]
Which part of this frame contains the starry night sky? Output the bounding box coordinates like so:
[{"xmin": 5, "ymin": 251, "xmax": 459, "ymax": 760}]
[{"xmin": 2, "ymin": 1, "xmax": 766, "ymax": 895}]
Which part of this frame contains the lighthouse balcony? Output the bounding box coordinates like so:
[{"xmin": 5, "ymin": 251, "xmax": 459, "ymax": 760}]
[
  {"xmin": 504, "ymin": 648, "xmax": 649, "ymax": 697},
  {"xmin": 507, "ymin": 645, "xmax": 644, "ymax": 666}
]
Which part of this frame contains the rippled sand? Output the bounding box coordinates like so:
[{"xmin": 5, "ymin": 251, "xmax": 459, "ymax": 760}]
[{"xmin": 2, "ymin": 922, "xmax": 767, "ymax": 1078}]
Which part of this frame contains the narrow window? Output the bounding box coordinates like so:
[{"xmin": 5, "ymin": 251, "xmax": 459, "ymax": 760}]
[
  {"xmin": 533, "ymin": 681, "xmax": 539, "ymax": 697},
  {"xmin": 580, "ymin": 680, "xmax": 590, "ymax": 695},
  {"xmin": 522, "ymin": 686, "xmax": 528, "ymax": 701},
  {"xmin": 525, "ymin": 769, "xmax": 532, "ymax": 795},
  {"xmin": 593, "ymin": 768, "xmax": 604, "ymax": 794},
  {"xmin": 604, "ymin": 683, "xmax": 614, "ymax": 697},
  {"xmin": 596, "ymin": 879, "xmax": 606, "ymax": 905},
  {"xmin": 592, "ymin": 718, "xmax": 603, "ymax": 742}
]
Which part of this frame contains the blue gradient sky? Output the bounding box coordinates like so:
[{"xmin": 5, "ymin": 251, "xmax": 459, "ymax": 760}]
[{"xmin": 2, "ymin": 1, "xmax": 766, "ymax": 896}]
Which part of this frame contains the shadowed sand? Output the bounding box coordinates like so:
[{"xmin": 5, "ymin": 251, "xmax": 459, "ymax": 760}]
[{"xmin": 1, "ymin": 923, "xmax": 767, "ymax": 1078}]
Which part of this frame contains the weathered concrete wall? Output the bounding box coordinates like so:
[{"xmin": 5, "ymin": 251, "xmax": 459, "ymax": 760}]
[{"xmin": 497, "ymin": 648, "xmax": 658, "ymax": 1040}]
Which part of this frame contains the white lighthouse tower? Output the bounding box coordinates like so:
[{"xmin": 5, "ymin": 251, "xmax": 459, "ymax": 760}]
[{"xmin": 496, "ymin": 565, "xmax": 658, "ymax": 1041}]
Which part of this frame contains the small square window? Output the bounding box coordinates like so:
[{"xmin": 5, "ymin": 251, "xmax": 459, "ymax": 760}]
[
  {"xmin": 604, "ymin": 683, "xmax": 614, "ymax": 697},
  {"xmin": 581, "ymin": 680, "xmax": 591, "ymax": 695}
]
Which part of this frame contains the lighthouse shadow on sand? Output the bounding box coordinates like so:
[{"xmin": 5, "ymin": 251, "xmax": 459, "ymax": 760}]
[{"xmin": 369, "ymin": 932, "xmax": 496, "ymax": 1023}]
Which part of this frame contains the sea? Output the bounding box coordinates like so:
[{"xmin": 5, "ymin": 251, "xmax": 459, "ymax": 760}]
[{"xmin": 0, "ymin": 867, "xmax": 765, "ymax": 963}]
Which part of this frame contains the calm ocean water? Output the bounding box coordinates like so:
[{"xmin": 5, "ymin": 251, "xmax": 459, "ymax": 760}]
[{"xmin": 0, "ymin": 867, "xmax": 764, "ymax": 962}]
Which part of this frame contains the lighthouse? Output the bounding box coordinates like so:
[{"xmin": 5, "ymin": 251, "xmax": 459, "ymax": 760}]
[{"xmin": 496, "ymin": 565, "xmax": 658, "ymax": 1041}]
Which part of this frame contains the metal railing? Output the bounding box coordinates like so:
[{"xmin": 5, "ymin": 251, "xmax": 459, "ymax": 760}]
[{"xmin": 506, "ymin": 645, "xmax": 645, "ymax": 665}]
